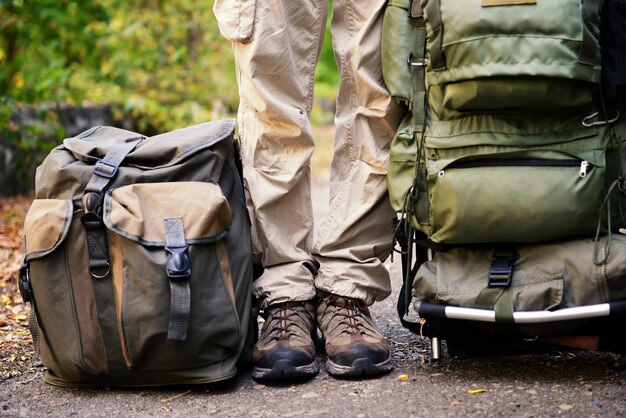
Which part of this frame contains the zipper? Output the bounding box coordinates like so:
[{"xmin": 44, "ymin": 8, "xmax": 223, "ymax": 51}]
[
  {"xmin": 579, "ymin": 161, "xmax": 589, "ymax": 178},
  {"xmin": 439, "ymin": 159, "xmax": 592, "ymax": 178}
]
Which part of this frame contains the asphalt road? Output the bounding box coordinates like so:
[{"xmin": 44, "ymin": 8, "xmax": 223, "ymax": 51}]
[{"xmin": 1, "ymin": 180, "xmax": 625, "ymax": 417}]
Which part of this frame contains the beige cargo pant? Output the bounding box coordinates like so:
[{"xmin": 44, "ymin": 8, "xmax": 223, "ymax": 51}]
[{"xmin": 214, "ymin": 0, "xmax": 403, "ymax": 308}]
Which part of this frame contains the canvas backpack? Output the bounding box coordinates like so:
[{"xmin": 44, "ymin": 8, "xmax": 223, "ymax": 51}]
[
  {"xmin": 18, "ymin": 119, "xmax": 256, "ymax": 387},
  {"xmin": 383, "ymin": 0, "xmax": 626, "ymax": 245}
]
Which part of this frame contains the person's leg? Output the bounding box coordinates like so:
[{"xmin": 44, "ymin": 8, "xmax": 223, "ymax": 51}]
[
  {"xmin": 313, "ymin": 0, "xmax": 405, "ymax": 377},
  {"xmin": 231, "ymin": 0, "xmax": 329, "ymax": 380}
]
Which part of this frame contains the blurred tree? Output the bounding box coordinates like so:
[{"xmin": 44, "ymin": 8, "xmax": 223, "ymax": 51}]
[
  {"xmin": 1, "ymin": 0, "xmax": 114, "ymax": 185},
  {"xmin": 0, "ymin": 0, "xmax": 338, "ymax": 152},
  {"xmin": 0, "ymin": 0, "xmax": 110, "ymax": 103}
]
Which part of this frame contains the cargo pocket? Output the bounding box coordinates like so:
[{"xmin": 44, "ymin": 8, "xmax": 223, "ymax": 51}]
[
  {"xmin": 213, "ymin": 0, "xmax": 256, "ymax": 43},
  {"xmin": 103, "ymin": 181, "xmax": 241, "ymax": 371},
  {"xmin": 418, "ymin": 246, "xmax": 564, "ymax": 311},
  {"xmin": 416, "ymin": 235, "xmax": 626, "ymax": 312},
  {"xmin": 442, "ymin": 78, "xmax": 594, "ymax": 112},
  {"xmin": 388, "ymin": 113, "xmax": 419, "ymax": 211},
  {"xmin": 426, "ymin": 152, "xmax": 605, "ymax": 244},
  {"xmin": 381, "ymin": 0, "xmax": 413, "ymax": 102},
  {"xmin": 24, "ymin": 199, "xmax": 109, "ymax": 381}
]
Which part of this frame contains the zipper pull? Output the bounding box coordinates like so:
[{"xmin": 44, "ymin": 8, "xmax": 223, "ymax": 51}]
[{"xmin": 579, "ymin": 161, "xmax": 589, "ymax": 178}]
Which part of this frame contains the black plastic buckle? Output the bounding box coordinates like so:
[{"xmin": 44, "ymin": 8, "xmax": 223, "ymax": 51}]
[
  {"xmin": 82, "ymin": 192, "xmax": 103, "ymax": 215},
  {"xmin": 165, "ymin": 246, "xmax": 191, "ymax": 280},
  {"xmin": 18, "ymin": 262, "xmax": 32, "ymax": 303},
  {"xmin": 81, "ymin": 211, "xmax": 104, "ymax": 231},
  {"xmin": 81, "ymin": 192, "xmax": 105, "ymax": 231},
  {"xmin": 488, "ymin": 250, "xmax": 515, "ymax": 288},
  {"xmin": 93, "ymin": 160, "xmax": 118, "ymax": 179}
]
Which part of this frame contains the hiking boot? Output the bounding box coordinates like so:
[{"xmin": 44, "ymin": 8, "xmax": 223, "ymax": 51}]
[
  {"xmin": 252, "ymin": 301, "xmax": 319, "ymax": 380},
  {"xmin": 317, "ymin": 293, "xmax": 393, "ymax": 377}
]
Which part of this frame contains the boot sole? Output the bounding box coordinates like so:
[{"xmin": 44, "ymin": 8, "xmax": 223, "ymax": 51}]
[
  {"xmin": 252, "ymin": 359, "xmax": 320, "ymax": 381},
  {"xmin": 326, "ymin": 356, "xmax": 393, "ymax": 377}
]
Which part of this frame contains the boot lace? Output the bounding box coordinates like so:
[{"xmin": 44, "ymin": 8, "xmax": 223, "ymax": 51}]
[
  {"xmin": 325, "ymin": 295, "xmax": 370, "ymax": 334},
  {"xmin": 265, "ymin": 303, "xmax": 308, "ymax": 340}
]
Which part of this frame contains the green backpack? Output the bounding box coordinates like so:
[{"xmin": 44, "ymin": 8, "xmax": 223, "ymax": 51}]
[
  {"xmin": 19, "ymin": 120, "xmax": 256, "ymax": 387},
  {"xmin": 383, "ymin": 0, "xmax": 626, "ymax": 245},
  {"xmin": 383, "ymin": 1, "xmax": 626, "ymax": 357}
]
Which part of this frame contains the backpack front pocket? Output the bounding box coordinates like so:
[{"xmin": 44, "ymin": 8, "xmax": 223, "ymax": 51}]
[
  {"xmin": 103, "ymin": 181, "xmax": 240, "ymax": 372},
  {"xmin": 425, "ymin": 155, "xmax": 605, "ymax": 244},
  {"xmin": 23, "ymin": 199, "xmax": 109, "ymax": 382}
]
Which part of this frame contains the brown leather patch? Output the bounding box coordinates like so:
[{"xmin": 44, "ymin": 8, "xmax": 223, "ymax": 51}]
[{"xmin": 482, "ymin": 0, "xmax": 536, "ymax": 6}]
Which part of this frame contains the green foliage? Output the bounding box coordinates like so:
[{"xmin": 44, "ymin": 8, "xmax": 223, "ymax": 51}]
[
  {"xmin": 1, "ymin": 0, "xmax": 110, "ymax": 175},
  {"xmin": 1, "ymin": 0, "xmax": 338, "ymax": 153},
  {"xmin": 0, "ymin": 0, "xmax": 110, "ymax": 102}
]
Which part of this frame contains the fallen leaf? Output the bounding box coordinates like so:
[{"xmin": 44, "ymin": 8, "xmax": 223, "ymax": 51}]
[
  {"xmin": 468, "ymin": 389, "xmax": 487, "ymax": 394},
  {"xmin": 399, "ymin": 374, "xmax": 409, "ymax": 381}
]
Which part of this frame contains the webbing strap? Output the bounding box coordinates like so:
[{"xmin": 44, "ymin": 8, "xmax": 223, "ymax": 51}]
[
  {"xmin": 396, "ymin": 220, "xmax": 429, "ymax": 334},
  {"xmin": 409, "ymin": 5, "xmax": 427, "ymax": 133},
  {"xmin": 414, "ymin": 164, "xmax": 430, "ymax": 225},
  {"xmin": 85, "ymin": 142, "xmax": 138, "ymax": 194},
  {"xmin": 82, "ymin": 142, "xmax": 139, "ymax": 278},
  {"xmin": 165, "ymin": 218, "xmax": 191, "ymax": 341},
  {"xmin": 83, "ymin": 214, "xmax": 111, "ymax": 278},
  {"xmin": 494, "ymin": 289, "xmax": 515, "ymax": 325},
  {"xmin": 475, "ymin": 287, "xmax": 515, "ymax": 325},
  {"xmin": 28, "ymin": 310, "xmax": 40, "ymax": 359},
  {"xmin": 408, "ymin": 1, "xmax": 429, "ymax": 227}
]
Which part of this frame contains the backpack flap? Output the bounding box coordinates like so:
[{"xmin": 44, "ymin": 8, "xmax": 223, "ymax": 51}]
[
  {"xmin": 23, "ymin": 199, "xmax": 73, "ymax": 262},
  {"xmin": 63, "ymin": 120, "xmax": 235, "ymax": 170},
  {"xmin": 422, "ymin": 0, "xmax": 602, "ymax": 111},
  {"xmin": 103, "ymin": 182, "xmax": 232, "ymax": 246},
  {"xmin": 62, "ymin": 126, "xmax": 145, "ymax": 165},
  {"xmin": 37, "ymin": 119, "xmax": 236, "ymax": 201}
]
